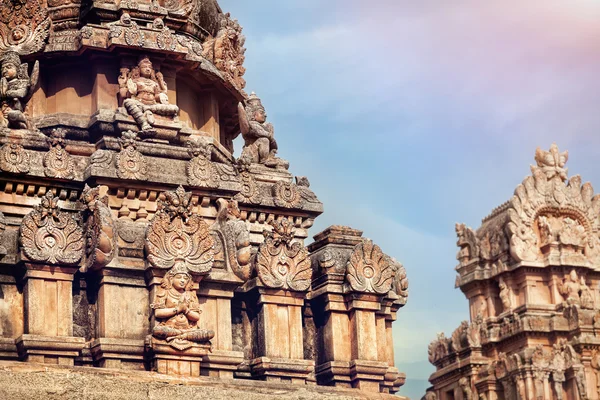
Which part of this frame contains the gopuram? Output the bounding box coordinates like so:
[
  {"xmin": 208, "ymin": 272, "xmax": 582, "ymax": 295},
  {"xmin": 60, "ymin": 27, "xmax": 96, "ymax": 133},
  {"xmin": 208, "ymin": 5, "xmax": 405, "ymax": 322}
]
[
  {"xmin": 425, "ymin": 144, "xmax": 600, "ymax": 400},
  {"xmin": 0, "ymin": 0, "xmax": 409, "ymax": 399}
]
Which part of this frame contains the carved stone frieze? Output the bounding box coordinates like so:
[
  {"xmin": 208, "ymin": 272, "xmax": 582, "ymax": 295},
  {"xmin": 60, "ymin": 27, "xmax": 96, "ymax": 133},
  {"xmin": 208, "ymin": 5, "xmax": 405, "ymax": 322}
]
[
  {"xmin": 153, "ymin": 19, "xmax": 177, "ymax": 52},
  {"xmin": 272, "ymin": 180, "xmax": 301, "ymax": 209},
  {"xmin": 0, "ymin": 0, "xmax": 50, "ymax": 55},
  {"xmin": 0, "ymin": 143, "xmax": 30, "ymax": 173},
  {"xmin": 186, "ymin": 139, "xmax": 237, "ymax": 188},
  {"xmin": 202, "ymin": 12, "xmax": 246, "ymax": 89},
  {"xmin": 116, "ymin": 130, "xmax": 147, "ymax": 180},
  {"xmin": 89, "ymin": 149, "xmax": 113, "ymax": 169},
  {"xmin": 145, "ymin": 186, "xmax": 214, "ymax": 274},
  {"xmin": 20, "ymin": 190, "xmax": 84, "ymax": 265},
  {"xmin": 256, "ymin": 219, "xmax": 311, "ymax": 291},
  {"xmin": 210, "ymin": 198, "xmax": 251, "ymax": 281},
  {"xmin": 346, "ymin": 239, "xmax": 394, "ymax": 294},
  {"xmin": 43, "ymin": 129, "xmax": 75, "ymax": 179},
  {"xmin": 80, "ymin": 185, "xmax": 115, "ymax": 271},
  {"xmin": 234, "ymin": 169, "xmax": 261, "ymax": 204}
]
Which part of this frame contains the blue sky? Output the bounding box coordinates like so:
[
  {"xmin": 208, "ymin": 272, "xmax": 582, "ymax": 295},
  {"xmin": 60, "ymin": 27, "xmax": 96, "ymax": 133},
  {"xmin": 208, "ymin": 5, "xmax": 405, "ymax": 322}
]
[{"xmin": 219, "ymin": 1, "xmax": 600, "ymax": 398}]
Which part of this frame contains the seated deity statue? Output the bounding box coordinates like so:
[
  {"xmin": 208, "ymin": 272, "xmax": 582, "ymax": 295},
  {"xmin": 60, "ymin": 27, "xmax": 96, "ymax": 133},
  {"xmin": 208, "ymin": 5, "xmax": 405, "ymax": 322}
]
[
  {"xmin": 237, "ymin": 92, "xmax": 289, "ymax": 170},
  {"xmin": 0, "ymin": 51, "xmax": 38, "ymax": 129},
  {"xmin": 118, "ymin": 55, "xmax": 179, "ymax": 132},
  {"xmin": 151, "ymin": 265, "xmax": 214, "ymax": 349}
]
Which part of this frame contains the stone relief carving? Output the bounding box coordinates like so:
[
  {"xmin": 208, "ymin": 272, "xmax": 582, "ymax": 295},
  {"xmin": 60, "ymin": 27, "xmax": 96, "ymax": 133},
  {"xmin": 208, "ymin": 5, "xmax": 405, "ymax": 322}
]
[
  {"xmin": 507, "ymin": 144, "xmax": 600, "ymax": 264},
  {"xmin": 44, "ymin": 129, "xmax": 75, "ymax": 179},
  {"xmin": 186, "ymin": 139, "xmax": 236, "ymax": 188},
  {"xmin": 80, "ymin": 185, "xmax": 115, "ymax": 271},
  {"xmin": 255, "ymin": 219, "xmax": 311, "ymax": 291},
  {"xmin": 559, "ymin": 269, "xmax": 581, "ymax": 306},
  {"xmin": 422, "ymin": 392, "xmax": 437, "ymax": 400},
  {"xmin": 118, "ymin": 55, "xmax": 179, "ymax": 132},
  {"xmin": 233, "ymin": 166, "xmax": 261, "ymax": 204},
  {"xmin": 272, "ymin": 180, "xmax": 301, "ymax": 209},
  {"xmin": 0, "ymin": 143, "xmax": 30, "ymax": 173},
  {"xmin": 0, "ymin": 0, "xmax": 50, "ymax": 55},
  {"xmin": 428, "ymin": 332, "xmax": 449, "ymax": 364},
  {"xmin": 0, "ymin": 51, "xmax": 39, "ymax": 129},
  {"xmin": 0, "ymin": 210, "xmax": 7, "ymax": 255},
  {"xmin": 89, "ymin": 149, "xmax": 113, "ymax": 170},
  {"xmin": 591, "ymin": 349, "xmax": 600, "ymax": 397},
  {"xmin": 116, "ymin": 130, "xmax": 147, "ymax": 180},
  {"xmin": 145, "ymin": 186, "xmax": 214, "ymax": 274},
  {"xmin": 210, "ymin": 198, "xmax": 252, "ymax": 281},
  {"xmin": 150, "ymin": 264, "xmax": 215, "ymax": 351},
  {"xmin": 498, "ymin": 277, "xmax": 512, "ymax": 312},
  {"xmin": 458, "ymin": 377, "xmax": 474, "ymax": 400},
  {"xmin": 391, "ymin": 258, "xmax": 409, "ymax": 305},
  {"xmin": 153, "ymin": 18, "xmax": 176, "ymax": 52},
  {"xmin": 20, "ymin": 190, "xmax": 84, "ymax": 265},
  {"xmin": 202, "ymin": 12, "xmax": 246, "ymax": 89},
  {"xmin": 295, "ymin": 176, "xmax": 320, "ymax": 205},
  {"xmin": 346, "ymin": 239, "xmax": 394, "ymax": 294},
  {"xmin": 238, "ymin": 92, "xmax": 289, "ymax": 170},
  {"xmin": 456, "ymin": 223, "xmax": 479, "ymax": 264}
]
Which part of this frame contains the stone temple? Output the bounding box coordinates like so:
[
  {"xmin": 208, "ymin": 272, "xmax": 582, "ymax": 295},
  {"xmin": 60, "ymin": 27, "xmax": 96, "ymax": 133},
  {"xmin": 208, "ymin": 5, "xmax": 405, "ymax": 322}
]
[
  {"xmin": 425, "ymin": 144, "xmax": 600, "ymax": 400},
  {"xmin": 0, "ymin": 0, "xmax": 410, "ymax": 399}
]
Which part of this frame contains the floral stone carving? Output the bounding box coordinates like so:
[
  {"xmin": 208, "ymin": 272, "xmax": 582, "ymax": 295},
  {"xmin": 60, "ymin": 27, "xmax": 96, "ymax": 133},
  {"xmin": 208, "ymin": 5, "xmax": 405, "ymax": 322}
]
[
  {"xmin": 0, "ymin": 51, "xmax": 39, "ymax": 129},
  {"xmin": 116, "ymin": 130, "xmax": 147, "ymax": 180},
  {"xmin": 80, "ymin": 185, "xmax": 115, "ymax": 271},
  {"xmin": 256, "ymin": 219, "xmax": 311, "ymax": 291},
  {"xmin": 346, "ymin": 239, "xmax": 394, "ymax": 294},
  {"xmin": 20, "ymin": 190, "xmax": 84, "ymax": 265},
  {"xmin": 234, "ymin": 166, "xmax": 261, "ymax": 204},
  {"xmin": 272, "ymin": 180, "xmax": 301, "ymax": 209},
  {"xmin": 118, "ymin": 55, "xmax": 179, "ymax": 132},
  {"xmin": 151, "ymin": 264, "xmax": 215, "ymax": 351},
  {"xmin": 0, "ymin": 0, "xmax": 50, "ymax": 55},
  {"xmin": 145, "ymin": 186, "xmax": 214, "ymax": 274},
  {"xmin": 0, "ymin": 143, "xmax": 30, "ymax": 173},
  {"xmin": 186, "ymin": 139, "xmax": 236, "ymax": 188},
  {"xmin": 238, "ymin": 92, "xmax": 289, "ymax": 170},
  {"xmin": 210, "ymin": 198, "xmax": 252, "ymax": 281},
  {"xmin": 44, "ymin": 129, "xmax": 74, "ymax": 179}
]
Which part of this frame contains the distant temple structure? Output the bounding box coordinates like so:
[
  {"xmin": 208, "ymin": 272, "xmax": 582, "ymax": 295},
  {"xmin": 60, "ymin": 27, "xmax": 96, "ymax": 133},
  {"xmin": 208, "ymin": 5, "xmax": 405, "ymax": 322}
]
[
  {"xmin": 425, "ymin": 144, "xmax": 600, "ymax": 400},
  {"xmin": 0, "ymin": 1, "xmax": 409, "ymax": 398}
]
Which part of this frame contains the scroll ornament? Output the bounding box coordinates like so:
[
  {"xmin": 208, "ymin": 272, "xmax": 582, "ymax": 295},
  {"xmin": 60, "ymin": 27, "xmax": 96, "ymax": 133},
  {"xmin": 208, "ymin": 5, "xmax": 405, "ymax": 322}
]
[
  {"xmin": 346, "ymin": 239, "xmax": 394, "ymax": 294},
  {"xmin": 20, "ymin": 190, "xmax": 84, "ymax": 265},
  {"xmin": 256, "ymin": 219, "xmax": 311, "ymax": 291},
  {"xmin": 210, "ymin": 199, "xmax": 252, "ymax": 281},
  {"xmin": 116, "ymin": 130, "xmax": 147, "ymax": 180},
  {"xmin": 44, "ymin": 129, "xmax": 74, "ymax": 179},
  {"xmin": 80, "ymin": 185, "xmax": 115, "ymax": 270},
  {"xmin": 145, "ymin": 186, "xmax": 214, "ymax": 274},
  {"xmin": 0, "ymin": 143, "xmax": 30, "ymax": 173}
]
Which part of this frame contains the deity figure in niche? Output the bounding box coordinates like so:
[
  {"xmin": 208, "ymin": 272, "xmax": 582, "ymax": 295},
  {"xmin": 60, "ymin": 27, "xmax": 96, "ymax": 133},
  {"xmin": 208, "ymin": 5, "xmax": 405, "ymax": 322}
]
[
  {"xmin": 498, "ymin": 278, "xmax": 511, "ymax": 312},
  {"xmin": 0, "ymin": 51, "xmax": 38, "ymax": 129},
  {"xmin": 151, "ymin": 264, "xmax": 214, "ymax": 350},
  {"xmin": 580, "ymin": 276, "xmax": 595, "ymax": 310},
  {"xmin": 559, "ymin": 269, "xmax": 581, "ymax": 306},
  {"xmin": 118, "ymin": 55, "xmax": 179, "ymax": 132},
  {"xmin": 237, "ymin": 92, "xmax": 289, "ymax": 170}
]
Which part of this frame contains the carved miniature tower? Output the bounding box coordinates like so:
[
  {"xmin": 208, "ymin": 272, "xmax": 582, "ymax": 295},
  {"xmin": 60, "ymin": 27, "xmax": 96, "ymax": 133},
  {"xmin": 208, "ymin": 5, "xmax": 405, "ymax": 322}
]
[
  {"xmin": 425, "ymin": 144, "xmax": 600, "ymax": 400},
  {"xmin": 0, "ymin": 0, "xmax": 409, "ymax": 398}
]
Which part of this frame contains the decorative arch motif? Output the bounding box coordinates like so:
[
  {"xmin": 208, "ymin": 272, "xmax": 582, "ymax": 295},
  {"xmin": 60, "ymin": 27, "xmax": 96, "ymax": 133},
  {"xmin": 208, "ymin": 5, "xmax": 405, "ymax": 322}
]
[
  {"xmin": 346, "ymin": 239, "xmax": 394, "ymax": 294},
  {"xmin": 145, "ymin": 186, "xmax": 214, "ymax": 274}
]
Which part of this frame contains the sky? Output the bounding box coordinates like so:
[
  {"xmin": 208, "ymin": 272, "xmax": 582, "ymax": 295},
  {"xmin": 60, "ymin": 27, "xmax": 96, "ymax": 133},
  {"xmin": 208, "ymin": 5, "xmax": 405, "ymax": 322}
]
[{"xmin": 218, "ymin": 1, "xmax": 600, "ymax": 398}]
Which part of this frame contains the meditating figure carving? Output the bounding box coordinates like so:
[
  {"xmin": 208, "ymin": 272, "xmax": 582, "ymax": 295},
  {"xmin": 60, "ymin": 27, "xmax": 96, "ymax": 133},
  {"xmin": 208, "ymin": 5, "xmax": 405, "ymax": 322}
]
[
  {"xmin": 119, "ymin": 55, "xmax": 179, "ymax": 132},
  {"xmin": 0, "ymin": 51, "xmax": 38, "ymax": 129},
  {"xmin": 151, "ymin": 265, "xmax": 214, "ymax": 350}
]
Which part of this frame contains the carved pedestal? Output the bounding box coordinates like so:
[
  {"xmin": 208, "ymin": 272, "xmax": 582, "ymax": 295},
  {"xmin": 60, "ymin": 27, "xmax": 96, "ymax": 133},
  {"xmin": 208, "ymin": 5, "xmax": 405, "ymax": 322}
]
[
  {"xmin": 244, "ymin": 282, "xmax": 314, "ymax": 383},
  {"xmin": 146, "ymin": 337, "xmax": 211, "ymax": 376},
  {"xmin": 19, "ymin": 265, "xmax": 84, "ymax": 365}
]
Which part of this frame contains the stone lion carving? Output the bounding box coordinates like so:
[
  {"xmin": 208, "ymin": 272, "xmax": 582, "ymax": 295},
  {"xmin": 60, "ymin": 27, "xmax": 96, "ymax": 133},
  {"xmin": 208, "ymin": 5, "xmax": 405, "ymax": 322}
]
[
  {"xmin": 20, "ymin": 190, "xmax": 84, "ymax": 265},
  {"xmin": 150, "ymin": 264, "xmax": 215, "ymax": 351},
  {"xmin": 145, "ymin": 186, "xmax": 214, "ymax": 274},
  {"xmin": 256, "ymin": 218, "xmax": 311, "ymax": 291}
]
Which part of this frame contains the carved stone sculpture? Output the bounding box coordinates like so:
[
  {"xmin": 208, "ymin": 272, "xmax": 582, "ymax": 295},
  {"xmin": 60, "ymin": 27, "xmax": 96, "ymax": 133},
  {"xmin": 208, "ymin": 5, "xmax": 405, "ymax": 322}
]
[
  {"xmin": 150, "ymin": 264, "xmax": 215, "ymax": 351},
  {"xmin": 145, "ymin": 186, "xmax": 214, "ymax": 274},
  {"xmin": 202, "ymin": 12, "xmax": 246, "ymax": 89},
  {"xmin": 238, "ymin": 92, "xmax": 289, "ymax": 169},
  {"xmin": 0, "ymin": 51, "xmax": 39, "ymax": 129},
  {"xmin": 0, "ymin": 143, "xmax": 30, "ymax": 173},
  {"xmin": 428, "ymin": 333, "xmax": 449, "ymax": 364},
  {"xmin": 80, "ymin": 185, "xmax": 115, "ymax": 271},
  {"xmin": 559, "ymin": 270, "xmax": 581, "ymax": 306},
  {"xmin": 44, "ymin": 129, "xmax": 74, "ymax": 179},
  {"xmin": 498, "ymin": 278, "xmax": 512, "ymax": 312},
  {"xmin": 456, "ymin": 223, "xmax": 479, "ymax": 264},
  {"xmin": 116, "ymin": 130, "xmax": 147, "ymax": 180},
  {"xmin": 346, "ymin": 239, "xmax": 394, "ymax": 294},
  {"xmin": 186, "ymin": 139, "xmax": 236, "ymax": 188},
  {"xmin": 255, "ymin": 219, "xmax": 311, "ymax": 291},
  {"xmin": 0, "ymin": 0, "xmax": 50, "ymax": 55},
  {"xmin": 535, "ymin": 143, "xmax": 568, "ymax": 181},
  {"xmin": 210, "ymin": 198, "xmax": 251, "ymax": 281},
  {"xmin": 118, "ymin": 55, "xmax": 179, "ymax": 132},
  {"xmin": 459, "ymin": 377, "xmax": 474, "ymax": 400},
  {"xmin": 391, "ymin": 258, "xmax": 409, "ymax": 305},
  {"xmin": 20, "ymin": 190, "xmax": 84, "ymax": 265},
  {"xmin": 0, "ymin": 210, "xmax": 7, "ymax": 255},
  {"xmin": 551, "ymin": 341, "xmax": 566, "ymax": 400}
]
